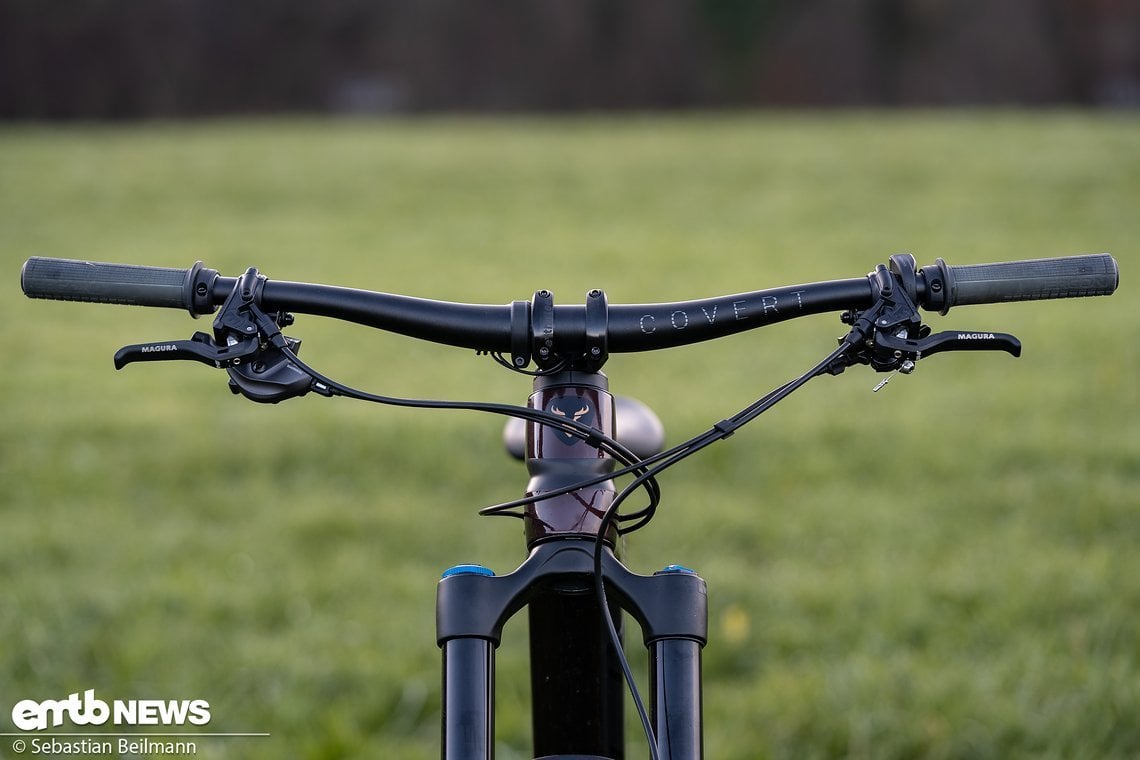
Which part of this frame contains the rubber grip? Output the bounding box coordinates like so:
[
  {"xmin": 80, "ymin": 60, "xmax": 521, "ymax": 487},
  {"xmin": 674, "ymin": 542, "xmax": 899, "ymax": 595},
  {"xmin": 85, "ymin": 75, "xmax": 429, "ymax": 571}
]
[
  {"xmin": 943, "ymin": 253, "xmax": 1118, "ymax": 308},
  {"xmin": 21, "ymin": 257, "xmax": 196, "ymax": 311}
]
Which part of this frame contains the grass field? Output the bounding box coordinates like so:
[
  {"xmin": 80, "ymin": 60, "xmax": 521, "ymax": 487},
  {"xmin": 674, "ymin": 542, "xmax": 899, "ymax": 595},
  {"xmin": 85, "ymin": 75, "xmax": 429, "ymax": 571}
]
[{"xmin": 1, "ymin": 112, "xmax": 1137, "ymax": 759}]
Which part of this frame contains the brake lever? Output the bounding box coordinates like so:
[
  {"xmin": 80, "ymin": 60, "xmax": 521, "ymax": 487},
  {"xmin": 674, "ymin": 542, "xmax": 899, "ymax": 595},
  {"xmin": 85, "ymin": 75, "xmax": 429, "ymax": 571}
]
[
  {"xmin": 874, "ymin": 329, "xmax": 1022, "ymax": 360},
  {"xmin": 827, "ymin": 258, "xmax": 1022, "ymax": 386},
  {"xmin": 113, "ymin": 264, "xmax": 315, "ymax": 403},
  {"xmin": 114, "ymin": 331, "xmax": 259, "ymax": 370}
]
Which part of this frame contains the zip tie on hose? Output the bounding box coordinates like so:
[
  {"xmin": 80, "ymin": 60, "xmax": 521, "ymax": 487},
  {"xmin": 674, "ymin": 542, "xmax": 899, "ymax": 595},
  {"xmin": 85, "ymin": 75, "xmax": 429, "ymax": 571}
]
[{"xmin": 712, "ymin": 418, "xmax": 738, "ymax": 438}]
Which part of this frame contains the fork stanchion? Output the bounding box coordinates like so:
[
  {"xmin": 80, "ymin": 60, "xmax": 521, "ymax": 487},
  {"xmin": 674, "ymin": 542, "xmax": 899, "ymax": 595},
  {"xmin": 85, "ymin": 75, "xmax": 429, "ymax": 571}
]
[
  {"xmin": 439, "ymin": 565, "xmax": 497, "ymax": 760},
  {"xmin": 441, "ymin": 636, "xmax": 495, "ymax": 760},
  {"xmin": 650, "ymin": 637, "xmax": 703, "ymax": 759}
]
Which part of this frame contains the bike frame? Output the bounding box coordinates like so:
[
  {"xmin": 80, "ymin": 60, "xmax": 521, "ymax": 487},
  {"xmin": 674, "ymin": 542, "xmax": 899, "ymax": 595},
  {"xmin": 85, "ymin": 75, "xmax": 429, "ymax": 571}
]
[{"xmin": 437, "ymin": 369, "xmax": 706, "ymax": 759}]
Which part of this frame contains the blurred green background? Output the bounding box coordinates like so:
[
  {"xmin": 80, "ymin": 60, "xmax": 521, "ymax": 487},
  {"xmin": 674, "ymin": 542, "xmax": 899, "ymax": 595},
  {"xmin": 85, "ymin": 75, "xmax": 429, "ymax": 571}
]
[{"xmin": 1, "ymin": 112, "xmax": 1137, "ymax": 758}]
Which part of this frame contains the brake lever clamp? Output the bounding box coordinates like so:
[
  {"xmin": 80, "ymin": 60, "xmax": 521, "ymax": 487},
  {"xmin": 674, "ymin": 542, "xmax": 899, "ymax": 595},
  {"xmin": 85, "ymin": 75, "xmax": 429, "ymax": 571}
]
[
  {"xmin": 827, "ymin": 260, "xmax": 924, "ymax": 376},
  {"xmin": 225, "ymin": 334, "xmax": 312, "ymax": 403}
]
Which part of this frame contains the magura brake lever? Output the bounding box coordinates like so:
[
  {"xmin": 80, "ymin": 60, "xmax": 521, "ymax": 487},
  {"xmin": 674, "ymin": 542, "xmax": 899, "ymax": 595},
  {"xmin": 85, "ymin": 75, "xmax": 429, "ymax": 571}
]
[
  {"xmin": 113, "ymin": 331, "xmax": 259, "ymax": 370},
  {"xmin": 874, "ymin": 329, "xmax": 1022, "ymax": 360},
  {"xmin": 114, "ymin": 330, "xmax": 311, "ymax": 403},
  {"xmin": 113, "ymin": 267, "xmax": 312, "ymax": 403}
]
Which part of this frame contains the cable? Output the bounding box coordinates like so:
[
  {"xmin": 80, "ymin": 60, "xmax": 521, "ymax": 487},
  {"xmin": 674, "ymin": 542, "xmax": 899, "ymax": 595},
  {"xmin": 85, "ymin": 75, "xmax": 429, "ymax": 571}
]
[
  {"xmin": 277, "ymin": 343, "xmax": 664, "ymax": 525},
  {"xmin": 485, "ymin": 350, "xmax": 569, "ymax": 377}
]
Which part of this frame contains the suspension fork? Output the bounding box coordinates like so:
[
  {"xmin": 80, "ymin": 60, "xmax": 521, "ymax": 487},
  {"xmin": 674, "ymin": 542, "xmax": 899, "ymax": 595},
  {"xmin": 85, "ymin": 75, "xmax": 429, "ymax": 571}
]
[
  {"xmin": 437, "ymin": 370, "xmax": 707, "ymax": 759},
  {"xmin": 438, "ymin": 543, "xmax": 707, "ymax": 759}
]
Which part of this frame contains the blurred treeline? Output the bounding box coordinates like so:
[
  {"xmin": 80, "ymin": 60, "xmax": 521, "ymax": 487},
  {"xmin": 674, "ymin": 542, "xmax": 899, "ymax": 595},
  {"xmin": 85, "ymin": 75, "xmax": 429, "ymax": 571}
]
[{"xmin": 2, "ymin": 0, "xmax": 1138, "ymax": 119}]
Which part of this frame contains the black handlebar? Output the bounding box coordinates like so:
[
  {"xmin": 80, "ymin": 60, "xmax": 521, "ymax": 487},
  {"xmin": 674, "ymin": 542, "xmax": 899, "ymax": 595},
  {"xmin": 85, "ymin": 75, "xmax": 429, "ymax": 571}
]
[
  {"xmin": 256, "ymin": 277, "xmax": 878, "ymax": 354},
  {"xmin": 21, "ymin": 253, "xmax": 1119, "ymax": 355}
]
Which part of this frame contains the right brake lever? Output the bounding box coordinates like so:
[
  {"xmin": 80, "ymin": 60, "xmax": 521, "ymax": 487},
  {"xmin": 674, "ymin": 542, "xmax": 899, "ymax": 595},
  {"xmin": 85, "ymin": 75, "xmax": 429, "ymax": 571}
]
[
  {"xmin": 827, "ymin": 257, "xmax": 1022, "ymax": 386},
  {"xmin": 874, "ymin": 329, "xmax": 1022, "ymax": 360}
]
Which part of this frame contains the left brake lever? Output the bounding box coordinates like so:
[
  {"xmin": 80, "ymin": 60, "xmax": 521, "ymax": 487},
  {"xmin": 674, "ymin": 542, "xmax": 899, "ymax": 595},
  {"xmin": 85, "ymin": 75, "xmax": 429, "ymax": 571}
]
[{"xmin": 113, "ymin": 331, "xmax": 258, "ymax": 370}]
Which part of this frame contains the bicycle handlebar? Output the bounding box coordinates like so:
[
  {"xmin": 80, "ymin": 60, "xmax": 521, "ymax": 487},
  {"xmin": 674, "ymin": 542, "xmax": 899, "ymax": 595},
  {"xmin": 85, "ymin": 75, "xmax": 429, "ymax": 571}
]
[{"xmin": 21, "ymin": 253, "xmax": 1119, "ymax": 355}]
